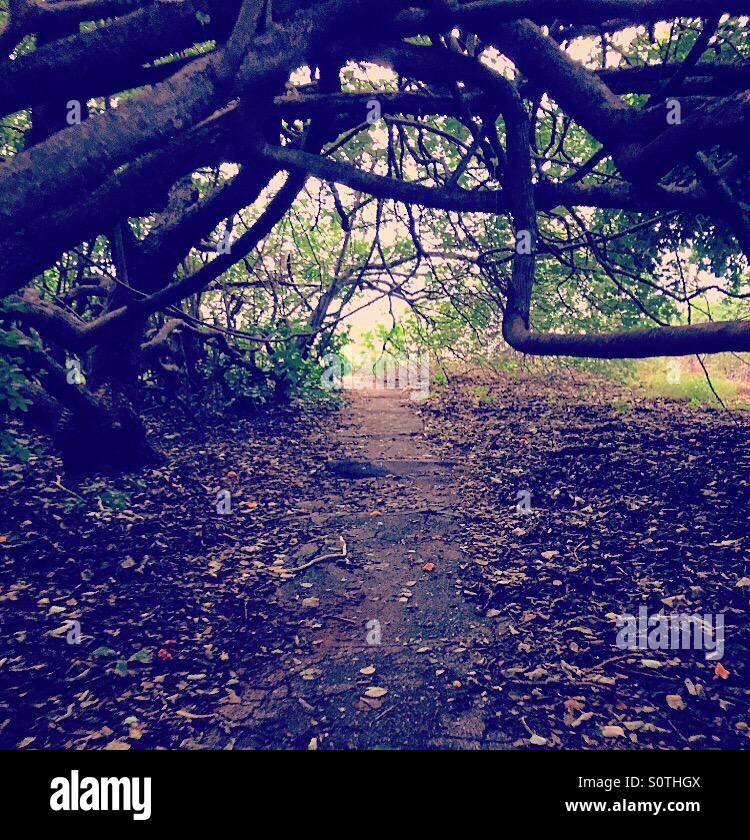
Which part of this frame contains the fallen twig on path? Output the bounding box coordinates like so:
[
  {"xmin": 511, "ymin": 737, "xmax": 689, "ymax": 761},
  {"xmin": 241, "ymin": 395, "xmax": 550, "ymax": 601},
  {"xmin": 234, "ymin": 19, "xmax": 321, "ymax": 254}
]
[{"xmin": 285, "ymin": 535, "xmax": 348, "ymax": 573}]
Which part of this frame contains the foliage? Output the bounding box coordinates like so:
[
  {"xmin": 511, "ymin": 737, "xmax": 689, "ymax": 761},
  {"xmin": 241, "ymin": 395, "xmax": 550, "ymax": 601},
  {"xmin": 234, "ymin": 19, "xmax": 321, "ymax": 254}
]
[{"xmin": 0, "ymin": 317, "xmax": 32, "ymax": 459}]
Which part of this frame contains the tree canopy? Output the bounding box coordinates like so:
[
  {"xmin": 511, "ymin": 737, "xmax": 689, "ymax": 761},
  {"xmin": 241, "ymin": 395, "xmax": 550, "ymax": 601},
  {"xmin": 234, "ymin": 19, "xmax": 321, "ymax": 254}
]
[{"xmin": 1, "ymin": 0, "xmax": 749, "ymax": 467}]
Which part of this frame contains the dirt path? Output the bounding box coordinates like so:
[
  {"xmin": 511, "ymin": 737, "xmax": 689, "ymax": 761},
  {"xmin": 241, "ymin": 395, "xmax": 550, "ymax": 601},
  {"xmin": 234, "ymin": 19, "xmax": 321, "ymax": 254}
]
[
  {"xmin": 6, "ymin": 371, "xmax": 746, "ymax": 749},
  {"xmin": 220, "ymin": 389, "xmax": 499, "ymax": 749}
]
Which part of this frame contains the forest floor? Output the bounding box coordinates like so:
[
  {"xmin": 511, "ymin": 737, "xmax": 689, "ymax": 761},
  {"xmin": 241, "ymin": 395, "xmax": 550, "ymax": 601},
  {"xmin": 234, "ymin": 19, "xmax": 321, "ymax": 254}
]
[{"xmin": 1, "ymin": 369, "xmax": 750, "ymax": 749}]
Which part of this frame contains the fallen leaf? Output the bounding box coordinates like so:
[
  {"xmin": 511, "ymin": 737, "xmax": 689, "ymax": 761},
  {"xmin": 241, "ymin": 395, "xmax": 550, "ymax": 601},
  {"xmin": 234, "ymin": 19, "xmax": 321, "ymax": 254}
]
[
  {"xmin": 602, "ymin": 725, "xmax": 625, "ymax": 738},
  {"xmin": 128, "ymin": 721, "xmax": 146, "ymax": 740},
  {"xmin": 715, "ymin": 662, "xmax": 730, "ymax": 679},
  {"xmin": 104, "ymin": 740, "xmax": 130, "ymax": 750},
  {"xmin": 129, "ymin": 648, "xmax": 151, "ymax": 664},
  {"xmin": 685, "ymin": 678, "xmax": 701, "ymax": 696},
  {"xmin": 363, "ymin": 686, "xmax": 388, "ymax": 698}
]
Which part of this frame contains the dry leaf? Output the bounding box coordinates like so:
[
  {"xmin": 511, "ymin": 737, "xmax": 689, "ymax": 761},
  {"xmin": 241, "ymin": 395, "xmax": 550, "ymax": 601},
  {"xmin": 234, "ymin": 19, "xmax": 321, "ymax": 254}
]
[
  {"xmin": 715, "ymin": 662, "xmax": 730, "ymax": 679},
  {"xmin": 685, "ymin": 678, "xmax": 702, "ymax": 696},
  {"xmin": 602, "ymin": 725, "xmax": 625, "ymax": 738},
  {"xmin": 104, "ymin": 739, "xmax": 131, "ymax": 750},
  {"xmin": 363, "ymin": 686, "xmax": 387, "ymax": 698},
  {"xmin": 128, "ymin": 721, "xmax": 146, "ymax": 740}
]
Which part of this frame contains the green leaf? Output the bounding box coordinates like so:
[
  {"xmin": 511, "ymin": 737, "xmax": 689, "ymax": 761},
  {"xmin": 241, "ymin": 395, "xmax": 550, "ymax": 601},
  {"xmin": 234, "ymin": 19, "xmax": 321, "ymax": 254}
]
[{"xmin": 129, "ymin": 648, "xmax": 152, "ymax": 663}]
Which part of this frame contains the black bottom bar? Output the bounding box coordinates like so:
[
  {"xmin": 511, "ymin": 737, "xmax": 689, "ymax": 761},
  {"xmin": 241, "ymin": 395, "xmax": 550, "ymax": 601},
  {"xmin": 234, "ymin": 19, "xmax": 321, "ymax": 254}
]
[{"xmin": 1, "ymin": 749, "xmax": 743, "ymax": 827}]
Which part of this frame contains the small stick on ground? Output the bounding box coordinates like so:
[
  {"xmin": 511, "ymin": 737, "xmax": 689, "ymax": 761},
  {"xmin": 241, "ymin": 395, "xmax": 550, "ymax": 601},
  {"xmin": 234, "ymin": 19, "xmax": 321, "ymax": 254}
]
[{"xmin": 285, "ymin": 535, "xmax": 348, "ymax": 573}]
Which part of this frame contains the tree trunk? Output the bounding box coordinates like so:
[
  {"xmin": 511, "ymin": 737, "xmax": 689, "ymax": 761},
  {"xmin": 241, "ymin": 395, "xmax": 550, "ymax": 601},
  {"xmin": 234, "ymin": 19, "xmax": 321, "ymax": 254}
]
[{"xmin": 21, "ymin": 352, "xmax": 158, "ymax": 475}]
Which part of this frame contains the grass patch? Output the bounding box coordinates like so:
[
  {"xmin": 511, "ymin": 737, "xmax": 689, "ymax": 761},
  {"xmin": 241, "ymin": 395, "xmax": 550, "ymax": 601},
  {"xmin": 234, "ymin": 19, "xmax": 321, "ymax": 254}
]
[
  {"xmin": 633, "ymin": 360, "xmax": 738, "ymax": 405},
  {"xmin": 472, "ymin": 384, "xmax": 496, "ymax": 405}
]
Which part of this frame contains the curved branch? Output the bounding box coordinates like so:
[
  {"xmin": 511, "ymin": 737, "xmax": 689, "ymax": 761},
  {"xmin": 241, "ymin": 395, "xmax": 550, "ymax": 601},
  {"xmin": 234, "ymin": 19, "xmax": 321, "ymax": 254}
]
[{"xmin": 503, "ymin": 313, "xmax": 750, "ymax": 358}]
